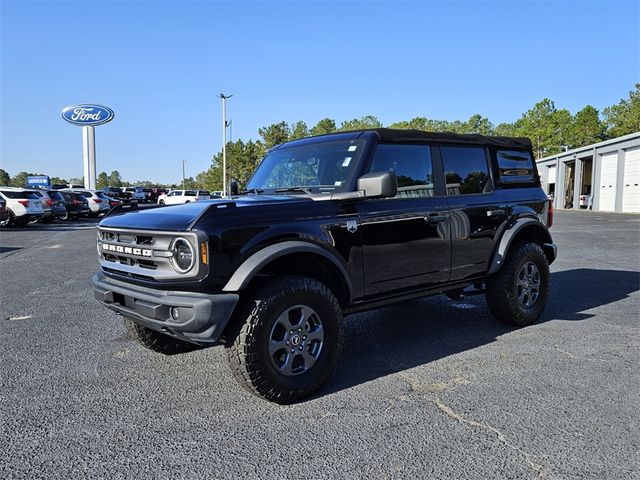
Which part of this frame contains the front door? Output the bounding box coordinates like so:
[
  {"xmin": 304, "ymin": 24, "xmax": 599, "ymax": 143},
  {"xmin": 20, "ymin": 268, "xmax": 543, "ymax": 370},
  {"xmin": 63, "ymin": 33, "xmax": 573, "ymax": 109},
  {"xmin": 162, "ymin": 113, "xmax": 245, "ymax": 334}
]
[{"xmin": 357, "ymin": 143, "xmax": 451, "ymax": 297}]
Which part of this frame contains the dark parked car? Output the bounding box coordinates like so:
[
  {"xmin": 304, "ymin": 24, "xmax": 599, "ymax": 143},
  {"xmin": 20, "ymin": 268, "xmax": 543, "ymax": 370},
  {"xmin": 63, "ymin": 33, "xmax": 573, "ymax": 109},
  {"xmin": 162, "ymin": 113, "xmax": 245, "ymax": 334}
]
[
  {"xmin": 45, "ymin": 190, "xmax": 68, "ymax": 219},
  {"xmin": 104, "ymin": 196, "xmax": 123, "ymax": 208},
  {"xmin": 93, "ymin": 128, "xmax": 556, "ymax": 404},
  {"xmin": 59, "ymin": 191, "xmax": 90, "ymax": 220},
  {"xmin": 102, "ymin": 187, "xmax": 125, "ymax": 200},
  {"xmin": 150, "ymin": 188, "xmax": 167, "ymax": 203}
]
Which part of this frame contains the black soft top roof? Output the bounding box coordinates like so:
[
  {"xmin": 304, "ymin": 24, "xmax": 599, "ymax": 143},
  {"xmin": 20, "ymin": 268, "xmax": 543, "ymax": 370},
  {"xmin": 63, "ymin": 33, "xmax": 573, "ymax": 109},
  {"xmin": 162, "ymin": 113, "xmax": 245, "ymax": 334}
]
[
  {"xmin": 368, "ymin": 128, "xmax": 532, "ymax": 149},
  {"xmin": 277, "ymin": 128, "xmax": 532, "ymax": 150}
]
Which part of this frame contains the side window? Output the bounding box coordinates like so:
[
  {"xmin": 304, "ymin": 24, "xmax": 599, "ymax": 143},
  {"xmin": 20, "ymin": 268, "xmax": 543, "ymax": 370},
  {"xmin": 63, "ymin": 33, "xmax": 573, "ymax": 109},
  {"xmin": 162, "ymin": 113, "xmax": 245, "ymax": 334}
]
[
  {"xmin": 441, "ymin": 146, "xmax": 491, "ymax": 195},
  {"xmin": 496, "ymin": 150, "xmax": 535, "ymax": 183},
  {"xmin": 369, "ymin": 144, "xmax": 434, "ymax": 199}
]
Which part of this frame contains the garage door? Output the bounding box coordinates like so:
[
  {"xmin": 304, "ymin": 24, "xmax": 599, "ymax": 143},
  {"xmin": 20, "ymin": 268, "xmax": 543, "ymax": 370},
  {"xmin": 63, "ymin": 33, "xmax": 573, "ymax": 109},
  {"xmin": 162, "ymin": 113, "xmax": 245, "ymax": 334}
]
[
  {"xmin": 622, "ymin": 146, "xmax": 640, "ymax": 213},
  {"xmin": 598, "ymin": 152, "xmax": 618, "ymax": 211}
]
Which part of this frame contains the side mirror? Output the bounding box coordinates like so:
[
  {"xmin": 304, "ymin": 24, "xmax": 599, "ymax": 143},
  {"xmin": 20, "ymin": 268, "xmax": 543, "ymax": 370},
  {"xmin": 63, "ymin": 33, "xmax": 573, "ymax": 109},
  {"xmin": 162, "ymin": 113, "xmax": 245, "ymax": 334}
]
[
  {"xmin": 357, "ymin": 171, "xmax": 397, "ymax": 198},
  {"xmin": 229, "ymin": 181, "xmax": 239, "ymax": 196}
]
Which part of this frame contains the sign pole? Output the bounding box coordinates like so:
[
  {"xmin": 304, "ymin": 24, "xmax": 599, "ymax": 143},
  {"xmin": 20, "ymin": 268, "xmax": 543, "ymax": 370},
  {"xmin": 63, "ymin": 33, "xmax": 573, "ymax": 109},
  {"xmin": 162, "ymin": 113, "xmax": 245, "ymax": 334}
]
[{"xmin": 82, "ymin": 126, "xmax": 97, "ymax": 189}]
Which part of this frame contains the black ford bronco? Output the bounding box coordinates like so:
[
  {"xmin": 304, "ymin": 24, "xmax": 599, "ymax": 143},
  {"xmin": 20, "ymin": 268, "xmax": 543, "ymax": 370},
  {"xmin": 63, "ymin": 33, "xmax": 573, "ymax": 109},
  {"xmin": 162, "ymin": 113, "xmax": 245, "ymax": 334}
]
[{"xmin": 92, "ymin": 129, "xmax": 556, "ymax": 403}]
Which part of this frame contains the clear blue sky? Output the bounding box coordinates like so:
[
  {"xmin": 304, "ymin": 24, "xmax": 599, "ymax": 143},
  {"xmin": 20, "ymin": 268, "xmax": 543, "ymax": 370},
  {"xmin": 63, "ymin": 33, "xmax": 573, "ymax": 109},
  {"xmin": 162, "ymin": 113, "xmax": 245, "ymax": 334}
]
[{"xmin": 1, "ymin": 0, "xmax": 638, "ymax": 184}]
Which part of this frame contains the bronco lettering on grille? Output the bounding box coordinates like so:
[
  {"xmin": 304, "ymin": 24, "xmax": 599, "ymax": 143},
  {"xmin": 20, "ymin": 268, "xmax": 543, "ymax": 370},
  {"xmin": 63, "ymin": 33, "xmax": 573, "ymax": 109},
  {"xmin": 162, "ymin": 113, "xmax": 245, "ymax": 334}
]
[{"xmin": 101, "ymin": 243, "xmax": 152, "ymax": 257}]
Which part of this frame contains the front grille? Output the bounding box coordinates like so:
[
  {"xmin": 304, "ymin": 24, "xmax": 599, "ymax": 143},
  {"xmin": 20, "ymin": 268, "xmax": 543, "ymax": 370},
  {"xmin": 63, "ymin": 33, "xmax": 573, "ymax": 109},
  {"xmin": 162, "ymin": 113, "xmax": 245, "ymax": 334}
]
[{"xmin": 97, "ymin": 227, "xmax": 199, "ymax": 280}]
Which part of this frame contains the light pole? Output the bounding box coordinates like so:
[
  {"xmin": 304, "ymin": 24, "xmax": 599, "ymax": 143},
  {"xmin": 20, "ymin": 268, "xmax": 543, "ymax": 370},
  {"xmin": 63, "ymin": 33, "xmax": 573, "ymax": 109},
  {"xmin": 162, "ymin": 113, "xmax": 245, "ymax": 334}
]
[
  {"xmin": 218, "ymin": 93, "xmax": 232, "ymax": 196},
  {"xmin": 182, "ymin": 159, "xmax": 186, "ymax": 190}
]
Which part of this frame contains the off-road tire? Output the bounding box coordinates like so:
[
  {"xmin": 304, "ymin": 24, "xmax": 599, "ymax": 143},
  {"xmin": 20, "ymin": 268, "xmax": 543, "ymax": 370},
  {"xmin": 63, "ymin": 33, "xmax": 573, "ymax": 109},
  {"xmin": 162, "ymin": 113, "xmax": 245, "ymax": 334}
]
[
  {"xmin": 124, "ymin": 317, "xmax": 200, "ymax": 355},
  {"xmin": 486, "ymin": 242, "xmax": 550, "ymax": 326},
  {"xmin": 226, "ymin": 275, "xmax": 344, "ymax": 404}
]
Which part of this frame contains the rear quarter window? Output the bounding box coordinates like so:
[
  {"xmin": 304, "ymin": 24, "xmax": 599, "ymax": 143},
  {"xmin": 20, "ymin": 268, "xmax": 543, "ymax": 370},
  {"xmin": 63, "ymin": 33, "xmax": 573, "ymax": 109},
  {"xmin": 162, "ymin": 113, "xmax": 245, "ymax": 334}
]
[
  {"xmin": 496, "ymin": 150, "xmax": 535, "ymax": 183},
  {"xmin": 1, "ymin": 190, "xmax": 34, "ymax": 199}
]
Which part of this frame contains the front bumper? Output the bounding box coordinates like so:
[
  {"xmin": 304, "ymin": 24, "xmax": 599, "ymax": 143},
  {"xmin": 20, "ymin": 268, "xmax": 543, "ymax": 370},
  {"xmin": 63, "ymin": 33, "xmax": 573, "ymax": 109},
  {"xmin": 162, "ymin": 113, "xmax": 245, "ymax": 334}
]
[{"xmin": 92, "ymin": 271, "xmax": 239, "ymax": 346}]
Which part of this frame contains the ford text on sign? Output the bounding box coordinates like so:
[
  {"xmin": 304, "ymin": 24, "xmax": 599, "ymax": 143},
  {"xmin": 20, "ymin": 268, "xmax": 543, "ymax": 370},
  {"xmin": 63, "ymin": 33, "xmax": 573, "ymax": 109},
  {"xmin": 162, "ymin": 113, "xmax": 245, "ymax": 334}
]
[{"xmin": 61, "ymin": 104, "xmax": 115, "ymax": 126}]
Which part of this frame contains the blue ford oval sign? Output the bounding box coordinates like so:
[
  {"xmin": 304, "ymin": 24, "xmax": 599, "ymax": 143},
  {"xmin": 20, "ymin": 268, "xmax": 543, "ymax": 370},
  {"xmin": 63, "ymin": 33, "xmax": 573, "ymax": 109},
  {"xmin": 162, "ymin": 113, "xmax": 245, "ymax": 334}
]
[{"xmin": 61, "ymin": 104, "xmax": 114, "ymax": 126}]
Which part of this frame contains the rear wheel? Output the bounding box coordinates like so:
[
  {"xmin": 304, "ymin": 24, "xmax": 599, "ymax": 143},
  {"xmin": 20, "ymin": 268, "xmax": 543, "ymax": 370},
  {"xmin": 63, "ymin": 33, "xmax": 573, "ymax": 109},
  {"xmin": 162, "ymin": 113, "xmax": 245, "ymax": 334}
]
[
  {"xmin": 124, "ymin": 318, "xmax": 200, "ymax": 355},
  {"xmin": 159, "ymin": 200, "xmax": 165, "ymax": 205},
  {"xmin": 226, "ymin": 275, "xmax": 344, "ymax": 404},
  {"xmin": 486, "ymin": 242, "xmax": 550, "ymax": 326},
  {"xmin": 13, "ymin": 214, "xmax": 29, "ymax": 227}
]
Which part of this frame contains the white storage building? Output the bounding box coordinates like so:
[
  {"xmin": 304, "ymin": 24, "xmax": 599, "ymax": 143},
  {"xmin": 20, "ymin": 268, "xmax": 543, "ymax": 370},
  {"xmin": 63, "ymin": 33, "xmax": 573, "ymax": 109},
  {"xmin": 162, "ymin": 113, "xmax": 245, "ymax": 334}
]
[{"xmin": 536, "ymin": 132, "xmax": 640, "ymax": 213}]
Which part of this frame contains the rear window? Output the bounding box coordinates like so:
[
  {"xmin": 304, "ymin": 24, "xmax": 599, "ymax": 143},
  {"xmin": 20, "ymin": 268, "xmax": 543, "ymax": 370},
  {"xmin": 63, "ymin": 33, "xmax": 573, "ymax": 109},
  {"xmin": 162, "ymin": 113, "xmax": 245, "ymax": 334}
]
[
  {"xmin": 1, "ymin": 190, "xmax": 37, "ymax": 199},
  {"xmin": 442, "ymin": 146, "xmax": 491, "ymax": 195},
  {"xmin": 185, "ymin": 190, "xmax": 197, "ymax": 196},
  {"xmin": 496, "ymin": 150, "xmax": 535, "ymax": 183},
  {"xmin": 48, "ymin": 191, "xmax": 64, "ymax": 200},
  {"xmin": 198, "ymin": 191, "xmax": 210, "ymax": 196}
]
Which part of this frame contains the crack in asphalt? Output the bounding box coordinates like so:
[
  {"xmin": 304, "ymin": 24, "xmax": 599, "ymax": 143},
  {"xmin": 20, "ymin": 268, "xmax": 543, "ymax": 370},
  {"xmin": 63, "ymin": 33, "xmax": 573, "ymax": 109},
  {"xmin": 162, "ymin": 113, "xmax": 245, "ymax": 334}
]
[
  {"xmin": 431, "ymin": 398, "xmax": 547, "ymax": 479},
  {"xmin": 403, "ymin": 374, "xmax": 547, "ymax": 479}
]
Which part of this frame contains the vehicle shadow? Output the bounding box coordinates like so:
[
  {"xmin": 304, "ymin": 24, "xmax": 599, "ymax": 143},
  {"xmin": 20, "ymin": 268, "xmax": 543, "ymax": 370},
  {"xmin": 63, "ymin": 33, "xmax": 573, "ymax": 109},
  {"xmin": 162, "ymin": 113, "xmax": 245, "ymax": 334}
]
[{"xmin": 323, "ymin": 268, "xmax": 640, "ymax": 397}]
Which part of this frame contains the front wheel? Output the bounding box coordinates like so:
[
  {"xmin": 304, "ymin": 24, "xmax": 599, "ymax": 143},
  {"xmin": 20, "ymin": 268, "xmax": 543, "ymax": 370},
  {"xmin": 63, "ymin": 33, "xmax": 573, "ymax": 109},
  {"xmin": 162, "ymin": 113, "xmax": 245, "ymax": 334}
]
[
  {"xmin": 486, "ymin": 242, "xmax": 550, "ymax": 326},
  {"xmin": 226, "ymin": 275, "xmax": 344, "ymax": 404},
  {"xmin": 159, "ymin": 200, "xmax": 165, "ymax": 205}
]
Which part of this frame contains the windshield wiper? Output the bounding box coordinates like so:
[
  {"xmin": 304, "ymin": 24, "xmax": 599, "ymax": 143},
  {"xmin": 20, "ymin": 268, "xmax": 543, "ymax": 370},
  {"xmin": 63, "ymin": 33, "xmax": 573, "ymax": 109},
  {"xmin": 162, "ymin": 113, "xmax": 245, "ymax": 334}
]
[
  {"xmin": 241, "ymin": 188, "xmax": 264, "ymax": 195},
  {"xmin": 274, "ymin": 186, "xmax": 313, "ymax": 195}
]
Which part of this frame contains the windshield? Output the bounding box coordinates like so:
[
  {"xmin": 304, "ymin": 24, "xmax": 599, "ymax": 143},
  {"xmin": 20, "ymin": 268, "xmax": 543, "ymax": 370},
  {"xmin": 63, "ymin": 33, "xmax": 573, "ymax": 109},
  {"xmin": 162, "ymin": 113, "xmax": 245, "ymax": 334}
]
[{"xmin": 246, "ymin": 138, "xmax": 367, "ymax": 194}]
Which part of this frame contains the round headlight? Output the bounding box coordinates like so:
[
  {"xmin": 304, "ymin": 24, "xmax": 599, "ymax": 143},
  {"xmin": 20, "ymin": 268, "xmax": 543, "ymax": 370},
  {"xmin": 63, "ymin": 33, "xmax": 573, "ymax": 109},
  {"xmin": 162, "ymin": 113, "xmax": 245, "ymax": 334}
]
[{"xmin": 170, "ymin": 238, "xmax": 195, "ymax": 273}]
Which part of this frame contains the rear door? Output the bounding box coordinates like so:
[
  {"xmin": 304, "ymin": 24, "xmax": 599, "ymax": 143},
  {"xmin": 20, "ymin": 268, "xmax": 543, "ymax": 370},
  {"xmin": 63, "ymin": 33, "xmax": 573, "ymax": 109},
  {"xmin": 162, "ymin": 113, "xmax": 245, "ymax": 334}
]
[
  {"xmin": 440, "ymin": 145, "xmax": 505, "ymax": 282},
  {"xmin": 357, "ymin": 143, "xmax": 451, "ymax": 296}
]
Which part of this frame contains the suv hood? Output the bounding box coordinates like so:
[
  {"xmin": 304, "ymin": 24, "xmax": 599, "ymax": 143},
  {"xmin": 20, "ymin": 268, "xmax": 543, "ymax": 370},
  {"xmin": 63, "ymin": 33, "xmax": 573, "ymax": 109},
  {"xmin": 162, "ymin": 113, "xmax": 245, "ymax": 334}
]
[{"xmin": 99, "ymin": 195, "xmax": 315, "ymax": 231}]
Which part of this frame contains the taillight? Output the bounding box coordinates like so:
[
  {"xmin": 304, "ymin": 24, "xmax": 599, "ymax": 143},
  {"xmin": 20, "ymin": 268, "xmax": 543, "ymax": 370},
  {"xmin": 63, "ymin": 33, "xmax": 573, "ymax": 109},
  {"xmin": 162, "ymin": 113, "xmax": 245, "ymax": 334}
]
[
  {"xmin": 547, "ymin": 199, "xmax": 554, "ymax": 228},
  {"xmin": 72, "ymin": 199, "xmax": 81, "ymax": 205},
  {"xmin": 18, "ymin": 200, "xmax": 29, "ymax": 207},
  {"xmin": 94, "ymin": 199, "xmax": 103, "ymax": 203},
  {"xmin": 46, "ymin": 199, "xmax": 53, "ymax": 207}
]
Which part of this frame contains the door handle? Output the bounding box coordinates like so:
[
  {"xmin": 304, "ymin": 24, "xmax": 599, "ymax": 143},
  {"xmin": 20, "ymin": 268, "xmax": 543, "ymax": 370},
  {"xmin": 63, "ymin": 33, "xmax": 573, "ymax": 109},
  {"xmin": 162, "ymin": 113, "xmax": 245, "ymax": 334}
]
[
  {"xmin": 425, "ymin": 214, "xmax": 447, "ymax": 224},
  {"xmin": 487, "ymin": 209, "xmax": 506, "ymax": 217}
]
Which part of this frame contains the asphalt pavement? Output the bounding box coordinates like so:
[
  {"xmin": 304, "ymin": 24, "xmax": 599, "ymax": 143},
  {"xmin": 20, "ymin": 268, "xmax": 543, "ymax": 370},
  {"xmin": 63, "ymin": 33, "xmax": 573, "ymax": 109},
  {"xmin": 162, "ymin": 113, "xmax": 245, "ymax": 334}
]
[{"xmin": 1, "ymin": 211, "xmax": 639, "ymax": 479}]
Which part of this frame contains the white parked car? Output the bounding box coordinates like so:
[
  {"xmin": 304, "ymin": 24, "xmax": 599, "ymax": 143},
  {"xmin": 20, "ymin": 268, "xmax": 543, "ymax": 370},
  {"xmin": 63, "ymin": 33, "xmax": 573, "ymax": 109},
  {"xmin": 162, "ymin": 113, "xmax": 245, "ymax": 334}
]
[
  {"xmin": 63, "ymin": 189, "xmax": 110, "ymax": 217},
  {"xmin": 157, "ymin": 189, "xmax": 207, "ymax": 205},
  {"xmin": 0, "ymin": 187, "xmax": 45, "ymax": 226}
]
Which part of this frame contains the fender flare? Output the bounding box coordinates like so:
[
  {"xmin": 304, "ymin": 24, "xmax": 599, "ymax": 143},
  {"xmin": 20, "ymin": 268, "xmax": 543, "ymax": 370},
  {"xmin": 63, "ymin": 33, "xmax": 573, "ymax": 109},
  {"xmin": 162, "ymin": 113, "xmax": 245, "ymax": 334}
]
[
  {"xmin": 222, "ymin": 240, "xmax": 353, "ymax": 299},
  {"xmin": 488, "ymin": 218, "xmax": 554, "ymax": 275}
]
